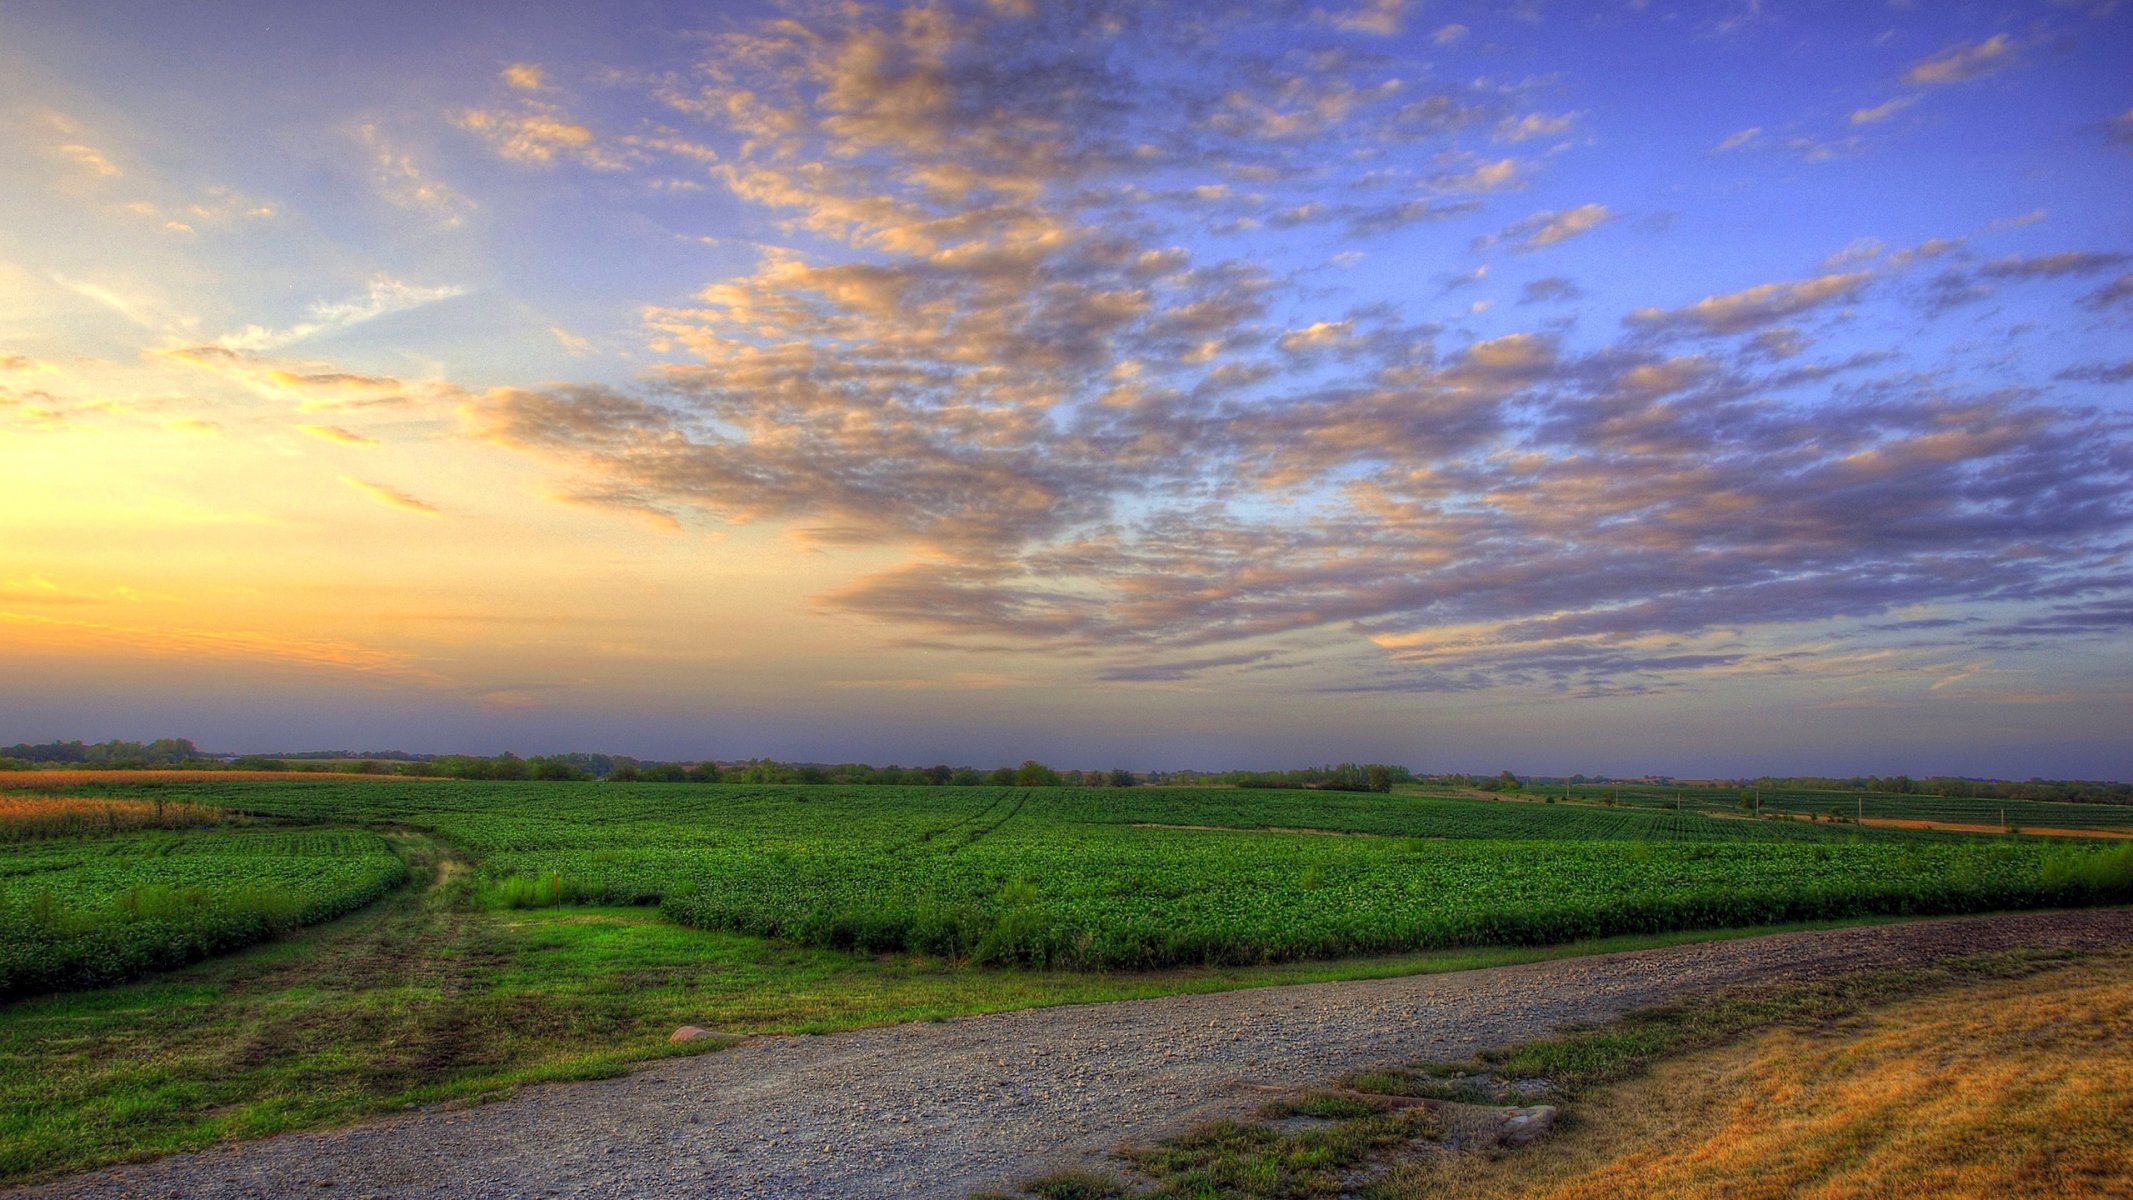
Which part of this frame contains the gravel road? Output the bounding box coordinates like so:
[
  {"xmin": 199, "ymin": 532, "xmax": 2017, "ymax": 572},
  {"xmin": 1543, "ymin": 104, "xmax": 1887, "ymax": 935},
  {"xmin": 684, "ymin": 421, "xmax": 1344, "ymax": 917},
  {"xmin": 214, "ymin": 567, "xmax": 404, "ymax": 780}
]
[{"xmin": 20, "ymin": 908, "xmax": 2133, "ymax": 1200}]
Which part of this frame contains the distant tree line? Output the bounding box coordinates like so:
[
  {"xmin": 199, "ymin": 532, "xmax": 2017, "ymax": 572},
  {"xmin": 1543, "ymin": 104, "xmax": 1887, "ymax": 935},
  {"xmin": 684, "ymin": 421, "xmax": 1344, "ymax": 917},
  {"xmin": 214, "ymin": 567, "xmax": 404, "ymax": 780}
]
[
  {"xmin": 1205, "ymin": 763, "xmax": 1412, "ymax": 793},
  {"xmin": 0, "ymin": 739, "xmax": 210, "ymax": 770},
  {"xmin": 1747, "ymin": 775, "xmax": 2133, "ymax": 806}
]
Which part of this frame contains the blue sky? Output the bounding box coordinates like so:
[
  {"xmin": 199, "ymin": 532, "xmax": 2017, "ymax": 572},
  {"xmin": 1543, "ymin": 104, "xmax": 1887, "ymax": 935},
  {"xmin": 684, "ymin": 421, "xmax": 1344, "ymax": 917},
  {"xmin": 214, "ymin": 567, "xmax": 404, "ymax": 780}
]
[{"xmin": 1, "ymin": 1, "xmax": 2129, "ymax": 776}]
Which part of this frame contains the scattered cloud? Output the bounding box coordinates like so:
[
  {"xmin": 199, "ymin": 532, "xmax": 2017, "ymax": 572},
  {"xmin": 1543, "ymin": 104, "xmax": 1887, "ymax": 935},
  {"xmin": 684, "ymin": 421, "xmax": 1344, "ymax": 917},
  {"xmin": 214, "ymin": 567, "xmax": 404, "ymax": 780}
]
[
  {"xmin": 2055, "ymin": 360, "xmax": 2133, "ymax": 384},
  {"xmin": 1518, "ymin": 276, "xmax": 1583, "ymax": 304},
  {"xmin": 2081, "ymin": 273, "xmax": 2133, "ymax": 312},
  {"xmin": 340, "ymin": 476, "xmax": 441, "ymax": 516},
  {"xmin": 1626, "ymin": 271, "xmax": 1870, "ymax": 336},
  {"xmin": 1432, "ymin": 24, "xmax": 1469, "ymax": 46},
  {"xmin": 1714, "ymin": 126, "xmax": 1761, "ymax": 152},
  {"xmin": 1496, "ymin": 112, "xmax": 1578, "ymax": 143},
  {"xmin": 1905, "ymin": 34, "xmax": 2019, "ymax": 84},
  {"xmin": 501, "ymin": 62, "xmax": 546, "ymax": 91},
  {"xmin": 456, "ymin": 104, "xmax": 622, "ymax": 169},
  {"xmin": 2108, "ymin": 108, "xmax": 2133, "ymax": 148},
  {"xmin": 57, "ymin": 143, "xmax": 121, "ymax": 177},
  {"xmin": 300, "ymin": 424, "xmax": 378, "ymax": 446},
  {"xmin": 1477, "ymin": 204, "xmax": 1612, "ymax": 251},
  {"xmin": 217, "ymin": 276, "xmax": 467, "ymax": 351},
  {"xmin": 0, "ymin": 610, "xmax": 443, "ymax": 683},
  {"xmin": 1850, "ymin": 94, "xmax": 1919, "ymax": 125},
  {"xmin": 1329, "ymin": 0, "xmax": 1408, "ymax": 36},
  {"xmin": 353, "ymin": 124, "xmax": 476, "ymax": 225}
]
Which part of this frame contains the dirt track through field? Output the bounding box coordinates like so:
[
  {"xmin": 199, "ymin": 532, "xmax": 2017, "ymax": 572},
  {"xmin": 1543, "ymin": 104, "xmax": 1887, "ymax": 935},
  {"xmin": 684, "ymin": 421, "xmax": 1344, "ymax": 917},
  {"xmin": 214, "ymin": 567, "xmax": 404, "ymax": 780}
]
[{"xmin": 19, "ymin": 908, "xmax": 2133, "ymax": 1200}]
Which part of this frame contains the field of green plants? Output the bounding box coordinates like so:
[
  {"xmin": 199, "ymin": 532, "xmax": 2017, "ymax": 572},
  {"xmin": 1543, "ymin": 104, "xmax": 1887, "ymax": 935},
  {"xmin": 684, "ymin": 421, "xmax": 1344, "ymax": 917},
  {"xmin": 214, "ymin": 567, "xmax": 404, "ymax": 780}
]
[
  {"xmin": 8, "ymin": 777, "xmax": 2130, "ymax": 979},
  {"xmin": 1563, "ymin": 782, "xmax": 2133, "ymax": 830},
  {"xmin": 0, "ymin": 826, "xmax": 406, "ymax": 996}
]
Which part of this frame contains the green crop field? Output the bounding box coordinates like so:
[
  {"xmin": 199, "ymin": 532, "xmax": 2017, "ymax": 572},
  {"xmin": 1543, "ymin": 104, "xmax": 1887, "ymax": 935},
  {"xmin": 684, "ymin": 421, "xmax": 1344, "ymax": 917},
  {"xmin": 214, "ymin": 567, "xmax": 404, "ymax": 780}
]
[
  {"xmin": 1559, "ymin": 782, "xmax": 2133, "ymax": 831},
  {"xmin": 11, "ymin": 777, "xmax": 2132, "ymax": 974},
  {"xmin": 1, "ymin": 774, "xmax": 2130, "ymax": 1184},
  {"xmin": 0, "ymin": 826, "xmax": 407, "ymax": 997}
]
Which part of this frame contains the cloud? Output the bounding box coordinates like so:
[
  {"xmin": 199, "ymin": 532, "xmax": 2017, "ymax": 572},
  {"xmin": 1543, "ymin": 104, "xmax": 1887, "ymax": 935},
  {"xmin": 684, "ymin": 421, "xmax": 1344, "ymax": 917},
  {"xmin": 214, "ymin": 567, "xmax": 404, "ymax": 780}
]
[
  {"xmin": 163, "ymin": 344, "xmax": 427, "ymax": 411},
  {"xmin": 456, "ymin": 104, "xmax": 621, "ymax": 169},
  {"xmin": 340, "ymin": 476, "xmax": 441, "ymax": 516},
  {"xmin": 57, "ymin": 143, "xmax": 121, "ymax": 176},
  {"xmin": 1495, "ymin": 112, "xmax": 1577, "ymax": 143},
  {"xmin": 1905, "ymin": 34, "xmax": 2019, "ymax": 84},
  {"xmin": 1714, "ymin": 127, "xmax": 1761, "ymax": 152},
  {"xmin": 1099, "ymin": 650, "xmax": 1280, "ymax": 682},
  {"xmin": 1850, "ymin": 94, "xmax": 1919, "ymax": 125},
  {"xmin": 217, "ymin": 276, "xmax": 467, "ymax": 351},
  {"xmin": 1430, "ymin": 157, "xmax": 1521, "ymax": 193},
  {"xmin": 1432, "ymin": 24, "xmax": 1469, "ymax": 45},
  {"xmin": 1977, "ymin": 251, "xmax": 2130, "ymax": 279},
  {"xmin": 1329, "ymin": 0, "xmax": 1408, "ymax": 35},
  {"xmin": 301, "ymin": 424, "xmax": 378, "ymax": 446},
  {"xmin": 1625, "ymin": 271, "xmax": 1870, "ymax": 336},
  {"xmin": 501, "ymin": 63, "xmax": 546, "ymax": 91},
  {"xmin": 1519, "ymin": 276, "xmax": 1583, "ymax": 304},
  {"xmin": 353, "ymin": 124, "xmax": 476, "ymax": 225},
  {"xmin": 1477, "ymin": 204, "xmax": 1612, "ymax": 252},
  {"xmin": 2056, "ymin": 361, "xmax": 2133, "ymax": 384},
  {"xmin": 1, "ymin": 610, "xmax": 447, "ymax": 684},
  {"xmin": 2081, "ymin": 273, "xmax": 2133, "ymax": 312},
  {"xmin": 461, "ymin": 3, "xmax": 2133, "ymax": 700},
  {"xmin": 2109, "ymin": 108, "xmax": 2133, "ymax": 148},
  {"xmin": 1920, "ymin": 252, "xmax": 2133, "ymax": 313}
]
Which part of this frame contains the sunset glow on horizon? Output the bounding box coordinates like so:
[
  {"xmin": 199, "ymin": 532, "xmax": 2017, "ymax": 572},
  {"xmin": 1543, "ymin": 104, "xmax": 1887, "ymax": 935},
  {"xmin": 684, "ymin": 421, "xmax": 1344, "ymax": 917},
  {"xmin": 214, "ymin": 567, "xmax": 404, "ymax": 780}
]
[{"xmin": 3, "ymin": 1, "xmax": 2129, "ymax": 777}]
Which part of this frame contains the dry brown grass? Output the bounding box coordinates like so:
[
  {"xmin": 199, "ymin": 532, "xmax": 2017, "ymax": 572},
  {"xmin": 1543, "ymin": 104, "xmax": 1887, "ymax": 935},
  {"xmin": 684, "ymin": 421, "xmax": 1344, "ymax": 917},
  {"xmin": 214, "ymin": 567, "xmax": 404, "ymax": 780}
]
[
  {"xmin": 0, "ymin": 769, "xmax": 400, "ymax": 790},
  {"xmin": 0, "ymin": 794, "xmax": 234, "ymax": 840},
  {"xmin": 1380, "ymin": 952, "xmax": 2133, "ymax": 1200}
]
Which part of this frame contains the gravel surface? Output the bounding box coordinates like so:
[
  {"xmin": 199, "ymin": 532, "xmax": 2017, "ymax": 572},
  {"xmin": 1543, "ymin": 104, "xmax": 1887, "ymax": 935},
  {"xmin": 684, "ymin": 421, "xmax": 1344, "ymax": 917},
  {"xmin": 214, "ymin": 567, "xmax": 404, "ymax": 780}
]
[{"xmin": 19, "ymin": 908, "xmax": 2133, "ymax": 1200}]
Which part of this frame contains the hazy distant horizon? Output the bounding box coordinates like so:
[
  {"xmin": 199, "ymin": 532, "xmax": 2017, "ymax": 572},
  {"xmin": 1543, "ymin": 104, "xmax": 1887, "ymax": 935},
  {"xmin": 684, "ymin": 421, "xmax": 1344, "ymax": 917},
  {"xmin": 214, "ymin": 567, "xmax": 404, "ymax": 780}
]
[
  {"xmin": 4, "ymin": 2, "xmax": 2129, "ymax": 780},
  {"xmin": 6, "ymin": 729, "xmax": 2126, "ymax": 786}
]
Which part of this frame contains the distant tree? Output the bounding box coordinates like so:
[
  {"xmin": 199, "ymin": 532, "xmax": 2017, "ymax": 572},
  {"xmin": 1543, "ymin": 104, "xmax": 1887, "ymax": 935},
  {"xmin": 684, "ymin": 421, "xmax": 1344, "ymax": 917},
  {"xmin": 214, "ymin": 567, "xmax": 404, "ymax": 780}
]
[
  {"xmin": 530, "ymin": 756, "xmax": 589, "ymax": 781},
  {"xmin": 684, "ymin": 762, "xmax": 722, "ymax": 783},
  {"xmin": 986, "ymin": 767, "xmax": 1017, "ymax": 786},
  {"xmin": 1107, "ymin": 768, "xmax": 1137, "ymax": 788},
  {"xmin": 609, "ymin": 764, "xmax": 641, "ymax": 782},
  {"xmin": 1013, "ymin": 760, "xmax": 1060, "ymax": 786}
]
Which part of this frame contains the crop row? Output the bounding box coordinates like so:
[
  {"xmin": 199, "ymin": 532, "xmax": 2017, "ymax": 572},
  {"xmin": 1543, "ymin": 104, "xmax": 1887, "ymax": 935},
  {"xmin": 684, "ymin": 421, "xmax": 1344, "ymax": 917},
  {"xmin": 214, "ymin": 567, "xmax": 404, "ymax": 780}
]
[{"xmin": 0, "ymin": 828, "xmax": 408, "ymax": 997}]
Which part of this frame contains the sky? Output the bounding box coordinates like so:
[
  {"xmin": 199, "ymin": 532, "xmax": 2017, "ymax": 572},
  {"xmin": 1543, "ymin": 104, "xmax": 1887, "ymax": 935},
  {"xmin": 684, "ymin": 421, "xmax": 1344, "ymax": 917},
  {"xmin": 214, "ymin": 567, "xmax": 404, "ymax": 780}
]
[{"xmin": 1, "ymin": 0, "xmax": 2129, "ymax": 778}]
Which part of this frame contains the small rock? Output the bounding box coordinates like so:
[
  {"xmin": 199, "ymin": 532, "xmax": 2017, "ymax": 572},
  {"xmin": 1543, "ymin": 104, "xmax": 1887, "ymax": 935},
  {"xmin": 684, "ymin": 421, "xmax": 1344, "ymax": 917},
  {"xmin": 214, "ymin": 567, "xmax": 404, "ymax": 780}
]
[
  {"xmin": 1499, "ymin": 1105, "xmax": 1557, "ymax": 1147},
  {"xmin": 669, "ymin": 1026, "xmax": 716, "ymax": 1043}
]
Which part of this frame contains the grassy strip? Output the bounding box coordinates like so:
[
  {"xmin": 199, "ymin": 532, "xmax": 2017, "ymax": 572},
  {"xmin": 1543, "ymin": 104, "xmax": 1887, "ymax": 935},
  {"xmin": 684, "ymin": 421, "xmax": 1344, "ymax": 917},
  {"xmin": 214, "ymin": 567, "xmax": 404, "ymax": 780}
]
[{"xmin": 985, "ymin": 947, "xmax": 2100, "ymax": 1200}]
